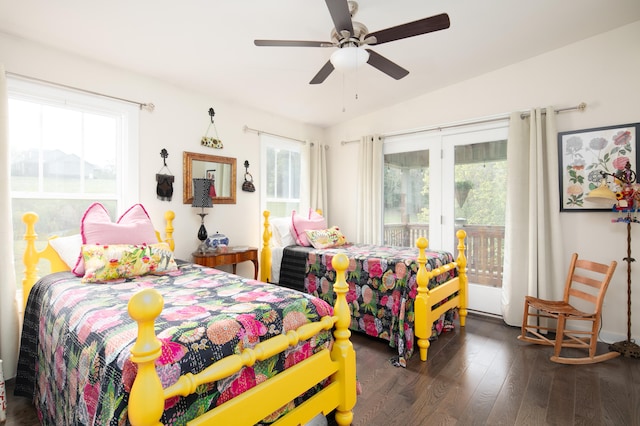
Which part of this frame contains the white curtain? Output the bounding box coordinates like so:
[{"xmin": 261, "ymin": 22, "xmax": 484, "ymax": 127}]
[
  {"xmin": 502, "ymin": 108, "xmax": 565, "ymax": 326},
  {"xmin": 0, "ymin": 65, "xmax": 20, "ymax": 379},
  {"xmin": 310, "ymin": 143, "xmax": 328, "ymax": 221},
  {"xmin": 356, "ymin": 135, "xmax": 382, "ymax": 244}
]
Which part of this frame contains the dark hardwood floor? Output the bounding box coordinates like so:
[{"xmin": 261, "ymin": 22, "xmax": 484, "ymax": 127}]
[{"xmin": 5, "ymin": 313, "xmax": 640, "ymax": 425}]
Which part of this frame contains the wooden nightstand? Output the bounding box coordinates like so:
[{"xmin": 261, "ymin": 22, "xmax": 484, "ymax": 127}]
[{"xmin": 192, "ymin": 247, "xmax": 259, "ymax": 279}]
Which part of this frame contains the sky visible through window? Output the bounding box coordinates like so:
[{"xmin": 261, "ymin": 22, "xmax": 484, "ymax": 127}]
[{"xmin": 9, "ymin": 98, "xmax": 117, "ymax": 175}]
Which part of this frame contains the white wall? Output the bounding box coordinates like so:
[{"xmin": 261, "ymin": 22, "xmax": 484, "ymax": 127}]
[
  {"xmin": 324, "ymin": 21, "xmax": 640, "ymax": 343},
  {"xmin": 0, "ymin": 32, "xmax": 324, "ymax": 278}
]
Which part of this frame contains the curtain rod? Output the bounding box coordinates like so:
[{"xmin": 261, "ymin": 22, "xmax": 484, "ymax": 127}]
[
  {"xmin": 6, "ymin": 71, "xmax": 155, "ymax": 111},
  {"xmin": 243, "ymin": 125, "xmax": 307, "ymax": 144},
  {"xmin": 243, "ymin": 125, "xmax": 327, "ymax": 149},
  {"xmin": 519, "ymin": 102, "xmax": 587, "ymax": 118},
  {"xmin": 341, "ymin": 102, "xmax": 587, "ymax": 145}
]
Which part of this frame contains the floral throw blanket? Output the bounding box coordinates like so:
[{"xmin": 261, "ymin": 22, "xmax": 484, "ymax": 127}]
[
  {"xmin": 15, "ymin": 262, "xmax": 333, "ymax": 425},
  {"xmin": 304, "ymin": 244, "xmax": 456, "ymax": 367}
]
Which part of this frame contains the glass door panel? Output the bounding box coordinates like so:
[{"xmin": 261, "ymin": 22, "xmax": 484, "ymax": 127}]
[
  {"xmin": 383, "ymin": 149, "xmax": 430, "ymax": 246},
  {"xmin": 383, "ymin": 134, "xmax": 441, "ymax": 247},
  {"xmin": 454, "ymin": 141, "xmax": 507, "ymax": 289},
  {"xmin": 445, "ymin": 128, "xmax": 507, "ymax": 316}
]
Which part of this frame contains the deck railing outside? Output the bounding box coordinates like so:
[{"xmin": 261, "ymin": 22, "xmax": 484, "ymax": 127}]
[{"xmin": 384, "ymin": 223, "xmax": 505, "ymax": 288}]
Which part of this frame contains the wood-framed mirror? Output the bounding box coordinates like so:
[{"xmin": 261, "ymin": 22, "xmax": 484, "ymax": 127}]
[{"xmin": 183, "ymin": 151, "xmax": 236, "ymax": 204}]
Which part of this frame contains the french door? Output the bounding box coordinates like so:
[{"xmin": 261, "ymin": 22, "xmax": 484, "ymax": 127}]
[{"xmin": 383, "ymin": 122, "xmax": 508, "ymax": 315}]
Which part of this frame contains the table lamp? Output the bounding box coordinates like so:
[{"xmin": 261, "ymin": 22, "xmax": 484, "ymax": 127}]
[{"xmin": 192, "ymin": 178, "xmax": 213, "ymax": 254}]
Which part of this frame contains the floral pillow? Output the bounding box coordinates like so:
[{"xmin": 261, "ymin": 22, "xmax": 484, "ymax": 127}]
[
  {"xmin": 305, "ymin": 227, "xmax": 348, "ymax": 249},
  {"xmin": 81, "ymin": 242, "xmax": 178, "ymax": 283}
]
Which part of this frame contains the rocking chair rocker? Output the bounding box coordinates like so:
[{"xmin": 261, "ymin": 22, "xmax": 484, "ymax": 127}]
[{"xmin": 518, "ymin": 253, "xmax": 619, "ymax": 364}]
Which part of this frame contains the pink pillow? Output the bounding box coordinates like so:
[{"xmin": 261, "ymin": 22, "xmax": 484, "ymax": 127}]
[
  {"xmin": 72, "ymin": 203, "xmax": 158, "ymax": 276},
  {"xmin": 291, "ymin": 209, "xmax": 327, "ymax": 246}
]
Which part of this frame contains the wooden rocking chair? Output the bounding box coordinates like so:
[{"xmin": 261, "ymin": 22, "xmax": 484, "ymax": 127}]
[{"xmin": 517, "ymin": 253, "xmax": 619, "ymax": 364}]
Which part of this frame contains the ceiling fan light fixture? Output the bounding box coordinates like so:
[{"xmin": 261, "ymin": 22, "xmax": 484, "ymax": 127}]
[{"xmin": 330, "ymin": 46, "xmax": 369, "ymax": 73}]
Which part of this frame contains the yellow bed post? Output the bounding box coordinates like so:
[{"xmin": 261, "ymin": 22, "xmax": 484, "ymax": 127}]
[
  {"xmin": 260, "ymin": 210, "xmax": 272, "ymax": 282},
  {"xmin": 127, "ymin": 289, "xmax": 165, "ymax": 426},
  {"xmin": 455, "ymin": 229, "xmax": 468, "ymax": 327},
  {"xmin": 162, "ymin": 210, "xmax": 176, "ymax": 252},
  {"xmin": 331, "ymin": 253, "xmax": 357, "ymax": 426},
  {"xmin": 414, "ymin": 237, "xmax": 432, "ymax": 361},
  {"xmin": 22, "ymin": 212, "xmax": 68, "ymax": 311},
  {"xmin": 22, "ymin": 212, "xmax": 40, "ymax": 312}
]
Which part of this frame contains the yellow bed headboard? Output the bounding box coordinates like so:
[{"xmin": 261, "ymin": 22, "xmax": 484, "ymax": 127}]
[{"xmin": 21, "ymin": 210, "xmax": 175, "ymax": 311}]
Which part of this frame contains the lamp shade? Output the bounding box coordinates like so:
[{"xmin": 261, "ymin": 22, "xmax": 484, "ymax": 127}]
[
  {"xmin": 192, "ymin": 178, "xmax": 213, "ymax": 208},
  {"xmin": 585, "ymin": 181, "xmax": 617, "ymax": 205},
  {"xmin": 330, "ymin": 46, "xmax": 369, "ymax": 73}
]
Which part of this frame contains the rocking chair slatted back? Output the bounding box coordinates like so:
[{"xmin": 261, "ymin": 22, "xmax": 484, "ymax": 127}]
[{"xmin": 518, "ymin": 253, "xmax": 618, "ymax": 364}]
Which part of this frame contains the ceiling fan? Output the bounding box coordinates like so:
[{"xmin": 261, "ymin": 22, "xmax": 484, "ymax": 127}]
[{"xmin": 254, "ymin": 0, "xmax": 450, "ymax": 84}]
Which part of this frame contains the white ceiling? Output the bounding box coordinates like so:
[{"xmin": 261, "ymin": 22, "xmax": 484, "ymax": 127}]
[{"xmin": 1, "ymin": 0, "xmax": 639, "ymax": 128}]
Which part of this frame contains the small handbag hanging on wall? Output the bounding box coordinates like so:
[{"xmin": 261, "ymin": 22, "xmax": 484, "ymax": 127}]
[
  {"xmin": 156, "ymin": 149, "xmax": 174, "ymax": 201},
  {"xmin": 242, "ymin": 160, "xmax": 255, "ymax": 192}
]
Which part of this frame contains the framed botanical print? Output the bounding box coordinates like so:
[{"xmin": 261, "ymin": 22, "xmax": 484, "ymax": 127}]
[{"xmin": 558, "ymin": 122, "xmax": 640, "ymax": 212}]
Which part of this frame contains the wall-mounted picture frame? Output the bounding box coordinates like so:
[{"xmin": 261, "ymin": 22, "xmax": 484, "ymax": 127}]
[{"xmin": 558, "ymin": 122, "xmax": 640, "ymax": 212}]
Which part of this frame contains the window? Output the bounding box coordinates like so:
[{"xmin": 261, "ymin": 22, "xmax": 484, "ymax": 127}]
[
  {"xmin": 383, "ymin": 122, "xmax": 508, "ymax": 315},
  {"xmin": 9, "ymin": 78, "xmax": 139, "ymax": 297},
  {"xmin": 259, "ymin": 133, "xmax": 309, "ymax": 217}
]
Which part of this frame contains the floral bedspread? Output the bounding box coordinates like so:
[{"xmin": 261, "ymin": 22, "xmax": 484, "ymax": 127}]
[
  {"xmin": 15, "ymin": 262, "xmax": 333, "ymax": 425},
  {"xmin": 304, "ymin": 244, "xmax": 456, "ymax": 367}
]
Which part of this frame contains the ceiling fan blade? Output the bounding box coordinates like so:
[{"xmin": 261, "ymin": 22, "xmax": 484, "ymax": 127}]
[
  {"xmin": 325, "ymin": 0, "xmax": 354, "ymax": 35},
  {"xmin": 254, "ymin": 40, "xmax": 334, "ymax": 48},
  {"xmin": 365, "ymin": 49, "xmax": 409, "ymax": 80},
  {"xmin": 366, "ymin": 13, "xmax": 450, "ymax": 45},
  {"xmin": 309, "ymin": 61, "xmax": 335, "ymax": 84}
]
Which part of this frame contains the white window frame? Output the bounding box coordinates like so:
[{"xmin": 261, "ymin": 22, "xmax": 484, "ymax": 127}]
[
  {"xmin": 259, "ymin": 133, "xmax": 310, "ymax": 217},
  {"xmin": 8, "ymin": 77, "xmax": 140, "ymax": 213}
]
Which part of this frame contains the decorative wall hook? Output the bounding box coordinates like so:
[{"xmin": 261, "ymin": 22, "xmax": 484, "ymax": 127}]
[
  {"xmin": 202, "ymin": 107, "xmax": 223, "ymax": 149},
  {"xmin": 160, "ymin": 148, "xmax": 169, "ymax": 167},
  {"xmin": 242, "ymin": 160, "xmax": 256, "ymax": 192}
]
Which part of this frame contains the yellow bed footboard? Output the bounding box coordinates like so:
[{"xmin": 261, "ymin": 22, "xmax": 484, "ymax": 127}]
[
  {"xmin": 414, "ymin": 230, "xmax": 468, "ymax": 361},
  {"xmin": 259, "ymin": 209, "xmax": 468, "ymax": 364},
  {"xmin": 128, "ymin": 253, "xmax": 356, "ymax": 426}
]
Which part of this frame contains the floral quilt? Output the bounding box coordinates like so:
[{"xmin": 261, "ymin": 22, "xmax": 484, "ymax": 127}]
[
  {"xmin": 304, "ymin": 244, "xmax": 456, "ymax": 367},
  {"xmin": 15, "ymin": 262, "xmax": 334, "ymax": 425}
]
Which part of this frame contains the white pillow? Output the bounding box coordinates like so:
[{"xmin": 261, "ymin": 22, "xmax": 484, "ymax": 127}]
[
  {"xmin": 49, "ymin": 234, "xmax": 83, "ymax": 270},
  {"xmin": 270, "ymin": 217, "xmax": 295, "ymax": 247}
]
